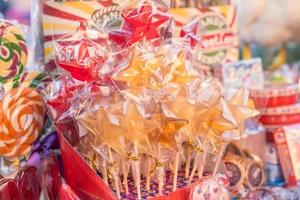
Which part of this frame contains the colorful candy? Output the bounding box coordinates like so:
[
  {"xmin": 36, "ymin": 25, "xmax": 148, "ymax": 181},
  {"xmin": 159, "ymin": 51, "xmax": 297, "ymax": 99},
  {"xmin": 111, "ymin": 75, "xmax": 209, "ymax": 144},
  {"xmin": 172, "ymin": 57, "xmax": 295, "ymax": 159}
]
[
  {"xmin": 0, "ymin": 87, "xmax": 45, "ymax": 159},
  {"xmin": 2, "ymin": 71, "xmax": 51, "ymax": 93},
  {"xmin": 189, "ymin": 175, "xmax": 230, "ymax": 200},
  {"xmin": 0, "ymin": 21, "xmax": 27, "ymax": 82}
]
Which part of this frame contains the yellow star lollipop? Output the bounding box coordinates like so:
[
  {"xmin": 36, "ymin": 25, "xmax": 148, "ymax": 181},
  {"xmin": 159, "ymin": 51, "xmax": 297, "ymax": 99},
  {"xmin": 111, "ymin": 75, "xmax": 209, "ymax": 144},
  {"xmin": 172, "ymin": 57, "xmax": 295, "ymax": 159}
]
[
  {"xmin": 121, "ymin": 102, "xmax": 160, "ymax": 152},
  {"xmin": 113, "ymin": 49, "xmax": 163, "ymax": 89},
  {"xmin": 144, "ymin": 101, "xmax": 187, "ymax": 195},
  {"xmin": 221, "ymin": 88, "xmax": 260, "ymax": 135},
  {"xmin": 149, "ymin": 102, "xmax": 188, "ymax": 151},
  {"xmin": 163, "ymin": 87, "xmax": 208, "ymax": 184},
  {"xmin": 164, "ymin": 87, "xmax": 207, "ymax": 139},
  {"xmin": 77, "ymin": 107, "xmax": 125, "ymax": 198},
  {"xmin": 186, "ymin": 97, "xmax": 237, "ymax": 183},
  {"xmin": 196, "ymin": 97, "xmax": 236, "ymax": 149},
  {"xmin": 77, "ymin": 107, "xmax": 125, "ymax": 155},
  {"xmin": 120, "ymin": 102, "xmax": 160, "ymax": 199},
  {"xmin": 162, "ymin": 51, "xmax": 197, "ymax": 86},
  {"xmin": 159, "ymin": 118, "xmax": 188, "ymax": 151}
]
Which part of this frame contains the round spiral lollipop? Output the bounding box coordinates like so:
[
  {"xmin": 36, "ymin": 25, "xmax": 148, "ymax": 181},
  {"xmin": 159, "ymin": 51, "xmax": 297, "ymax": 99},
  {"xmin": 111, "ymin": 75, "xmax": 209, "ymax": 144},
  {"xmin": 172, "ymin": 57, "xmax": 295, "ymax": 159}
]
[
  {"xmin": 0, "ymin": 21, "xmax": 27, "ymax": 82},
  {"xmin": 2, "ymin": 71, "xmax": 52, "ymax": 93},
  {"xmin": 0, "ymin": 87, "xmax": 45, "ymax": 159}
]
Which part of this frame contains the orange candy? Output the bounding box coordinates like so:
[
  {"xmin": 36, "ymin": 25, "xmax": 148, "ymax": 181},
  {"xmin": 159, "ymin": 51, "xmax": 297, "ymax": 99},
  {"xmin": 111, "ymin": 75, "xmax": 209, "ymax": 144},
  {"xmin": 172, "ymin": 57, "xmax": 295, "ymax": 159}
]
[{"xmin": 0, "ymin": 87, "xmax": 45, "ymax": 159}]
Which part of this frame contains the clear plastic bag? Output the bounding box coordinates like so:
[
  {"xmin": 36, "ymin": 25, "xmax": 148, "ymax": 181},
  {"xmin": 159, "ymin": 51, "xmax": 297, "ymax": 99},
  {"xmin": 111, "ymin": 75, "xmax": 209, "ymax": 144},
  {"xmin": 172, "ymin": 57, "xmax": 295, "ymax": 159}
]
[{"xmin": 42, "ymin": 1, "xmax": 264, "ymax": 199}]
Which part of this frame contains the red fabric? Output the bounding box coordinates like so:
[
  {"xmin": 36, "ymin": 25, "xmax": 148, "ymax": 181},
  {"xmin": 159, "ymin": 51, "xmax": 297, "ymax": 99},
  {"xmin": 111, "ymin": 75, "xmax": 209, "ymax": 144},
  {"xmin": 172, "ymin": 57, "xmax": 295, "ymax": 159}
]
[
  {"xmin": 58, "ymin": 131, "xmax": 117, "ymax": 200},
  {"xmin": 0, "ymin": 179, "xmax": 21, "ymax": 200},
  {"xmin": 43, "ymin": 154, "xmax": 62, "ymax": 200},
  {"xmin": 151, "ymin": 187, "xmax": 190, "ymax": 200},
  {"xmin": 58, "ymin": 184, "xmax": 80, "ymax": 200}
]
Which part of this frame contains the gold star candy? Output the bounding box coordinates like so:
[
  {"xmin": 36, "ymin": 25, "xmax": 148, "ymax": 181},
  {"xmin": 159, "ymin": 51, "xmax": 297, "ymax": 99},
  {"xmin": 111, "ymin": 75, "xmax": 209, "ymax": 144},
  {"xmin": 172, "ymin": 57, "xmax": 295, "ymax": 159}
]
[
  {"xmin": 113, "ymin": 49, "xmax": 163, "ymax": 89},
  {"xmin": 120, "ymin": 102, "xmax": 160, "ymax": 152},
  {"xmin": 77, "ymin": 107, "xmax": 125, "ymax": 155},
  {"xmin": 196, "ymin": 98, "xmax": 237, "ymax": 153},
  {"xmin": 223, "ymin": 88, "xmax": 260, "ymax": 133},
  {"xmin": 148, "ymin": 102, "xmax": 188, "ymax": 151},
  {"xmin": 159, "ymin": 117, "xmax": 188, "ymax": 151},
  {"xmin": 162, "ymin": 51, "xmax": 197, "ymax": 86},
  {"xmin": 164, "ymin": 87, "xmax": 207, "ymax": 139}
]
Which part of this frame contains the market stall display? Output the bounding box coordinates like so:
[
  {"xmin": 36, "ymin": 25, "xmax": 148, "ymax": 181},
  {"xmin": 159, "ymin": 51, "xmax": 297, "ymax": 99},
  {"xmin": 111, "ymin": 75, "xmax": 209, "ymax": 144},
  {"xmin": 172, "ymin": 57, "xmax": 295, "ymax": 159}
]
[{"xmin": 1, "ymin": 0, "xmax": 300, "ymax": 199}]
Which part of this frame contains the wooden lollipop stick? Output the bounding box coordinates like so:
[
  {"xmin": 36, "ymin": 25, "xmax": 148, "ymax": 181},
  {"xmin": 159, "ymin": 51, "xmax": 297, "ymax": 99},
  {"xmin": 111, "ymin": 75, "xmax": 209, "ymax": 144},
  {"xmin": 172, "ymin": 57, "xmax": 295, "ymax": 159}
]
[
  {"xmin": 117, "ymin": 159, "xmax": 124, "ymax": 193},
  {"xmin": 158, "ymin": 169, "xmax": 164, "ymax": 196},
  {"xmin": 101, "ymin": 161, "xmax": 108, "ymax": 185},
  {"xmin": 108, "ymin": 147, "xmax": 121, "ymax": 199},
  {"xmin": 121, "ymin": 157, "xmax": 129, "ymax": 195},
  {"xmin": 172, "ymin": 152, "xmax": 180, "ymax": 191},
  {"xmin": 185, "ymin": 154, "xmax": 191, "ymax": 178},
  {"xmin": 213, "ymin": 143, "xmax": 227, "ymax": 176},
  {"xmin": 157, "ymin": 145, "xmax": 164, "ymax": 196},
  {"xmin": 188, "ymin": 154, "xmax": 200, "ymax": 184},
  {"xmin": 197, "ymin": 151, "xmax": 207, "ymax": 178},
  {"xmin": 119, "ymin": 178, "xmax": 124, "ymax": 193},
  {"xmin": 146, "ymin": 157, "xmax": 152, "ymax": 190},
  {"xmin": 131, "ymin": 143, "xmax": 141, "ymax": 200},
  {"xmin": 189, "ymin": 138, "xmax": 208, "ymax": 183}
]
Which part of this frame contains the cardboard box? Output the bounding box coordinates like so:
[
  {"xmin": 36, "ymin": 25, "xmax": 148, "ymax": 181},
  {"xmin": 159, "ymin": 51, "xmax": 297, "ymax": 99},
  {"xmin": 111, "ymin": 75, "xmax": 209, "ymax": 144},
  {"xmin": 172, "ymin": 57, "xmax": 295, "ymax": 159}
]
[{"xmin": 273, "ymin": 126, "xmax": 300, "ymax": 186}]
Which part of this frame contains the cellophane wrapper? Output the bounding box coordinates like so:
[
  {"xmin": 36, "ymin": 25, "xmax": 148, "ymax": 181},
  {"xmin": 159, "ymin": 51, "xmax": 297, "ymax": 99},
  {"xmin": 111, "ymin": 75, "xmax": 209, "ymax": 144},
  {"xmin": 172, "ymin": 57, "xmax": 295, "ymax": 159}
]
[{"xmin": 43, "ymin": 1, "xmax": 266, "ymax": 199}]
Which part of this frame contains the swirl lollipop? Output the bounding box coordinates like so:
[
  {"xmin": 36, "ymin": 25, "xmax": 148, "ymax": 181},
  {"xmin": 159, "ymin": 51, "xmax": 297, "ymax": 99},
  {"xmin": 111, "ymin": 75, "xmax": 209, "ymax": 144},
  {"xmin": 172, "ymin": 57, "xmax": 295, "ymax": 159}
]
[
  {"xmin": 3, "ymin": 22, "xmax": 27, "ymax": 68},
  {"xmin": 0, "ymin": 21, "xmax": 27, "ymax": 82},
  {"xmin": 2, "ymin": 71, "xmax": 51, "ymax": 93},
  {"xmin": 0, "ymin": 87, "xmax": 45, "ymax": 159}
]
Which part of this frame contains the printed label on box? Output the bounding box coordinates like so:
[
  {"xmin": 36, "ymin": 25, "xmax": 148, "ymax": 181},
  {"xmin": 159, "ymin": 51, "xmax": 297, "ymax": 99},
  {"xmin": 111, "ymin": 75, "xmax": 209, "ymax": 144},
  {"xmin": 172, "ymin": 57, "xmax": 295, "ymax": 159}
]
[
  {"xmin": 273, "ymin": 128, "xmax": 297, "ymax": 186},
  {"xmin": 170, "ymin": 6, "xmax": 238, "ymax": 69},
  {"xmin": 284, "ymin": 126, "xmax": 300, "ymax": 181},
  {"xmin": 222, "ymin": 58, "xmax": 264, "ymax": 90},
  {"xmin": 265, "ymin": 143, "xmax": 280, "ymax": 165},
  {"xmin": 265, "ymin": 162, "xmax": 284, "ymax": 186}
]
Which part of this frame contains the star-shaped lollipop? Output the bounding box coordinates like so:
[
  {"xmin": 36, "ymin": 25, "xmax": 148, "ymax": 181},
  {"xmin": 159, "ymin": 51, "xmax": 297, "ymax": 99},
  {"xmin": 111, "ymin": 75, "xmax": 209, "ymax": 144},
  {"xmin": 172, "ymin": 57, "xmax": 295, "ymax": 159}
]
[
  {"xmin": 55, "ymin": 23, "xmax": 107, "ymax": 82},
  {"xmin": 148, "ymin": 102, "xmax": 188, "ymax": 151},
  {"xmin": 159, "ymin": 117, "xmax": 188, "ymax": 151},
  {"xmin": 113, "ymin": 49, "xmax": 163, "ymax": 90},
  {"xmin": 162, "ymin": 51, "xmax": 196, "ymax": 86},
  {"xmin": 121, "ymin": 102, "xmax": 160, "ymax": 152},
  {"xmin": 222, "ymin": 88, "xmax": 260, "ymax": 134},
  {"xmin": 202, "ymin": 100, "xmax": 237, "ymax": 149},
  {"xmin": 121, "ymin": 0, "xmax": 171, "ymax": 45},
  {"xmin": 164, "ymin": 87, "xmax": 207, "ymax": 139},
  {"xmin": 77, "ymin": 107, "xmax": 125, "ymax": 155}
]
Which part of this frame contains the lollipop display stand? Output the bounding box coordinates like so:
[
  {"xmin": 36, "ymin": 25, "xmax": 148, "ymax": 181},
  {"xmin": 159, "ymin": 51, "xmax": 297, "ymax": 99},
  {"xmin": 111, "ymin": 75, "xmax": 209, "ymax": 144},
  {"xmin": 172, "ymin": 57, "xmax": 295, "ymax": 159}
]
[
  {"xmin": 1, "ymin": 0, "xmax": 300, "ymax": 200},
  {"xmin": 58, "ymin": 131, "xmax": 193, "ymax": 200}
]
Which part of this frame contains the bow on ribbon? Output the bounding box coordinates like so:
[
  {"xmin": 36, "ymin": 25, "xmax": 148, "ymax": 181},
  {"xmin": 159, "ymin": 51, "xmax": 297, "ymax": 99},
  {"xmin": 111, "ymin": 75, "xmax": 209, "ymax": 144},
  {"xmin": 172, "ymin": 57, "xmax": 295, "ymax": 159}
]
[{"xmin": 27, "ymin": 132, "xmax": 59, "ymax": 167}]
